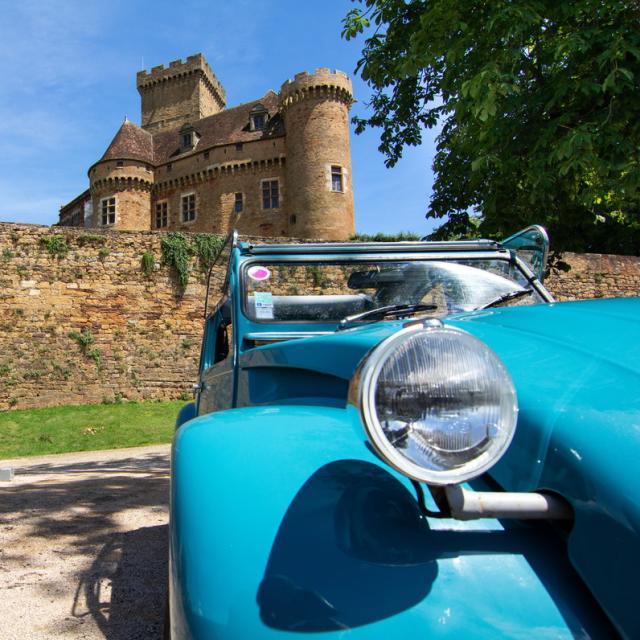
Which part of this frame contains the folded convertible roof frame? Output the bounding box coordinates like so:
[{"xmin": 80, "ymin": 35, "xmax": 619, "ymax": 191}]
[{"xmin": 241, "ymin": 239, "xmax": 502, "ymax": 255}]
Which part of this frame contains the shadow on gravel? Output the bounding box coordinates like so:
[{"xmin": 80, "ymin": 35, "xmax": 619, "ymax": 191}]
[
  {"xmin": 74, "ymin": 525, "xmax": 168, "ymax": 640},
  {"xmin": 0, "ymin": 453, "xmax": 169, "ymax": 555},
  {"xmin": 0, "ymin": 451, "xmax": 170, "ymax": 637},
  {"xmin": 3, "ymin": 452, "xmax": 170, "ymax": 478}
]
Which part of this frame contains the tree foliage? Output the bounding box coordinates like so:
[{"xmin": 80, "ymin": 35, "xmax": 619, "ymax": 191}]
[{"xmin": 343, "ymin": 0, "xmax": 640, "ymax": 253}]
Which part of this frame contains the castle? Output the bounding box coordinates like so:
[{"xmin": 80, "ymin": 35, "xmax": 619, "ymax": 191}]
[{"xmin": 59, "ymin": 53, "xmax": 355, "ymax": 240}]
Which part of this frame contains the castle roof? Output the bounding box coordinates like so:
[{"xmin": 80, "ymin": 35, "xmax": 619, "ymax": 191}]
[
  {"xmin": 100, "ymin": 120, "xmax": 154, "ymax": 164},
  {"xmin": 152, "ymin": 91, "xmax": 282, "ymax": 164},
  {"xmin": 95, "ymin": 91, "xmax": 283, "ymax": 169}
]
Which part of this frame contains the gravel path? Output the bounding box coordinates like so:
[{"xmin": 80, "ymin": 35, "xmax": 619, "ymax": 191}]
[{"xmin": 0, "ymin": 445, "xmax": 170, "ymax": 639}]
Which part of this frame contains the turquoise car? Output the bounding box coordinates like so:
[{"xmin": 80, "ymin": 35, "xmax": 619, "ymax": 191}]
[{"xmin": 169, "ymin": 227, "xmax": 638, "ymax": 639}]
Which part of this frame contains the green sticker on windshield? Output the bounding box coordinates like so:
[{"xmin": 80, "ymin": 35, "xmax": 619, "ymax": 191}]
[{"xmin": 254, "ymin": 291, "xmax": 274, "ymax": 320}]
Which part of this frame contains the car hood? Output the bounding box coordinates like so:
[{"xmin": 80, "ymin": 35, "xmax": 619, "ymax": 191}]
[
  {"xmin": 448, "ymin": 297, "xmax": 640, "ymax": 638},
  {"xmin": 242, "ymin": 297, "xmax": 640, "ymax": 636}
]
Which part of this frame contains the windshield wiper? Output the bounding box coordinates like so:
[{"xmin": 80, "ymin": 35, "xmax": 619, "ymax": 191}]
[
  {"xmin": 479, "ymin": 289, "xmax": 533, "ymax": 310},
  {"xmin": 338, "ymin": 303, "xmax": 437, "ymax": 331}
]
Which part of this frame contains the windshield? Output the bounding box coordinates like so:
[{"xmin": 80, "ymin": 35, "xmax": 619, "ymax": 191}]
[{"xmin": 242, "ymin": 258, "xmax": 545, "ymax": 323}]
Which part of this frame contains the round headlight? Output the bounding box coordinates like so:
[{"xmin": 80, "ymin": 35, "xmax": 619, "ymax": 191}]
[{"xmin": 352, "ymin": 324, "xmax": 518, "ymax": 485}]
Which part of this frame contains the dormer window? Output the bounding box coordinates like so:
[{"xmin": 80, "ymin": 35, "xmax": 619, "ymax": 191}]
[
  {"xmin": 180, "ymin": 124, "xmax": 199, "ymax": 151},
  {"xmin": 250, "ymin": 104, "xmax": 268, "ymax": 132}
]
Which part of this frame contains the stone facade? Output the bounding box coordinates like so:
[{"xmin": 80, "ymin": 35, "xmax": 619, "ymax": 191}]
[
  {"xmin": 0, "ymin": 223, "xmax": 210, "ymax": 411},
  {"xmin": 1, "ymin": 223, "xmax": 638, "ymax": 411},
  {"xmin": 281, "ymin": 69, "xmax": 355, "ymax": 240},
  {"xmin": 59, "ymin": 54, "xmax": 356, "ymax": 241},
  {"xmin": 137, "ymin": 53, "xmax": 226, "ymax": 133},
  {"xmin": 546, "ymin": 252, "xmax": 640, "ymax": 301},
  {"xmin": 58, "ymin": 190, "xmax": 91, "ymax": 227}
]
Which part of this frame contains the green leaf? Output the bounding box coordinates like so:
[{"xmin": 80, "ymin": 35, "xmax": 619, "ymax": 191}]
[{"xmin": 342, "ymin": 0, "xmax": 640, "ymax": 253}]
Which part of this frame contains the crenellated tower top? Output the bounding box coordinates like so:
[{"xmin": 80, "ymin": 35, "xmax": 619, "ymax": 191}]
[
  {"xmin": 280, "ymin": 68, "xmax": 355, "ymax": 240},
  {"xmin": 136, "ymin": 53, "xmax": 226, "ymax": 133},
  {"xmin": 280, "ymin": 68, "xmax": 353, "ymax": 110}
]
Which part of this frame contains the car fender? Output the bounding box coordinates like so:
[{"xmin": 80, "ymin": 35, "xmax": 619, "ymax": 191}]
[
  {"xmin": 175, "ymin": 402, "xmax": 196, "ymax": 429},
  {"xmin": 169, "ymin": 405, "xmax": 613, "ymax": 639}
]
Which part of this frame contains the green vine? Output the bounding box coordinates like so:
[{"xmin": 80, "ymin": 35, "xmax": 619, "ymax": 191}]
[
  {"xmin": 160, "ymin": 232, "xmax": 224, "ymax": 288},
  {"xmin": 161, "ymin": 233, "xmax": 192, "ymax": 287},
  {"xmin": 141, "ymin": 251, "xmax": 156, "ymax": 278},
  {"xmin": 192, "ymin": 233, "xmax": 225, "ymax": 272},
  {"xmin": 40, "ymin": 235, "xmax": 69, "ymax": 258},
  {"xmin": 77, "ymin": 234, "xmax": 106, "ymax": 247},
  {"xmin": 68, "ymin": 328, "xmax": 102, "ymax": 367},
  {"xmin": 69, "ymin": 328, "xmax": 94, "ymax": 349},
  {"xmin": 308, "ymin": 265, "xmax": 328, "ymax": 288}
]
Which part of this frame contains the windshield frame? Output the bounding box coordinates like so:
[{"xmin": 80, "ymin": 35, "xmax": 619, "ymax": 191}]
[{"xmin": 239, "ymin": 249, "xmax": 552, "ymax": 326}]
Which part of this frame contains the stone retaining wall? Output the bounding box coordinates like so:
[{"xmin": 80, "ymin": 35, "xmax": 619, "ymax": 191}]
[
  {"xmin": 0, "ymin": 223, "xmax": 637, "ymax": 411},
  {"xmin": 0, "ymin": 223, "xmax": 232, "ymax": 411},
  {"xmin": 545, "ymin": 252, "xmax": 640, "ymax": 301}
]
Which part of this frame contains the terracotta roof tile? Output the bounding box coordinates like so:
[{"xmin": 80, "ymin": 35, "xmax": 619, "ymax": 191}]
[
  {"xmin": 151, "ymin": 91, "xmax": 283, "ymax": 164},
  {"xmin": 101, "ymin": 121, "xmax": 154, "ymax": 163}
]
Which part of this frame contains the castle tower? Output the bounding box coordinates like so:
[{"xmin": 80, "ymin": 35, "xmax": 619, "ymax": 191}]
[
  {"xmin": 280, "ymin": 69, "xmax": 355, "ymax": 240},
  {"xmin": 88, "ymin": 120, "xmax": 154, "ymax": 230},
  {"xmin": 136, "ymin": 54, "xmax": 226, "ymax": 133}
]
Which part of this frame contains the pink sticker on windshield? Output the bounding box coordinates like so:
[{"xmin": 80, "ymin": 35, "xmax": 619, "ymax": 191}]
[{"xmin": 248, "ymin": 266, "xmax": 271, "ymax": 281}]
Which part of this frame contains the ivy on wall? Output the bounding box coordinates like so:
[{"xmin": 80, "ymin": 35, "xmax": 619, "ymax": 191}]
[
  {"xmin": 160, "ymin": 232, "xmax": 224, "ymax": 289},
  {"xmin": 141, "ymin": 251, "xmax": 156, "ymax": 278},
  {"xmin": 39, "ymin": 235, "xmax": 69, "ymax": 258}
]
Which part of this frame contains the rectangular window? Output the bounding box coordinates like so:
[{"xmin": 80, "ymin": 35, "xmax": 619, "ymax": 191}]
[
  {"xmin": 167, "ymin": 163, "xmax": 172, "ymax": 172},
  {"xmin": 235, "ymin": 143, "xmax": 243, "ymax": 152},
  {"xmin": 100, "ymin": 197, "xmax": 116, "ymax": 225},
  {"xmin": 116, "ymin": 160, "xmax": 124, "ymax": 168},
  {"xmin": 155, "ymin": 201, "xmax": 168, "ymax": 228},
  {"xmin": 234, "ymin": 192, "xmax": 243, "ymax": 214},
  {"xmin": 252, "ymin": 114, "xmax": 265, "ymax": 131},
  {"xmin": 203, "ymin": 150, "xmax": 209, "ymax": 159},
  {"xmin": 181, "ymin": 193, "xmax": 196, "ymax": 222},
  {"xmin": 331, "ymin": 165, "xmax": 344, "ymax": 192},
  {"xmin": 182, "ymin": 133, "xmax": 192, "ymax": 148},
  {"xmin": 262, "ymin": 179, "xmax": 279, "ymax": 209}
]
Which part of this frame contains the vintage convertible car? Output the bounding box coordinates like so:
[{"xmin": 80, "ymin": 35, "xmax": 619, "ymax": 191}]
[{"xmin": 169, "ymin": 227, "xmax": 638, "ymax": 639}]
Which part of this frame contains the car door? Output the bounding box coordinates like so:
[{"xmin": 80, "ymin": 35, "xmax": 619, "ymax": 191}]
[{"xmin": 197, "ymin": 297, "xmax": 235, "ymax": 415}]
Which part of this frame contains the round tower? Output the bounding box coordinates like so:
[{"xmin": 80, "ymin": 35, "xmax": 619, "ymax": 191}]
[
  {"xmin": 280, "ymin": 69, "xmax": 355, "ymax": 241},
  {"xmin": 88, "ymin": 120, "xmax": 154, "ymax": 230}
]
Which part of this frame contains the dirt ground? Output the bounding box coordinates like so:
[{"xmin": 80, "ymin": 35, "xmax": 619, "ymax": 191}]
[{"xmin": 0, "ymin": 445, "xmax": 170, "ymax": 639}]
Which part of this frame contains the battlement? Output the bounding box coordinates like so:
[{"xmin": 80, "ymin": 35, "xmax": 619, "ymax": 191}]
[
  {"xmin": 280, "ymin": 68, "xmax": 353, "ymax": 107},
  {"xmin": 137, "ymin": 53, "xmax": 226, "ymax": 105},
  {"xmin": 137, "ymin": 53, "xmax": 226, "ymax": 132}
]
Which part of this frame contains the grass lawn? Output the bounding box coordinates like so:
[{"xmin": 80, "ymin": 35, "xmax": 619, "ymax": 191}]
[{"xmin": 0, "ymin": 400, "xmax": 188, "ymax": 459}]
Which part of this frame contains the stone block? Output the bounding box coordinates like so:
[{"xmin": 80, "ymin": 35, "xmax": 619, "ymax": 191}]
[{"xmin": 0, "ymin": 468, "xmax": 14, "ymax": 482}]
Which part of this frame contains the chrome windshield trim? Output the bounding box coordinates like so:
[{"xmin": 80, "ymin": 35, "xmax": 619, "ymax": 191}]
[
  {"xmin": 241, "ymin": 240, "xmax": 501, "ymax": 255},
  {"xmin": 512, "ymin": 255, "xmax": 554, "ymax": 302},
  {"xmin": 240, "ymin": 250, "xmax": 512, "ymax": 263}
]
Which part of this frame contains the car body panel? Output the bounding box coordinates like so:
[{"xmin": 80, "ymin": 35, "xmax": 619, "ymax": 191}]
[
  {"xmin": 236, "ymin": 324, "xmax": 391, "ymax": 408},
  {"xmin": 175, "ymin": 402, "xmax": 196, "ymax": 429},
  {"xmin": 171, "ymin": 405, "xmax": 614, "ymax": 639},
  {"xmin": 448, "ymin": 297, "xmax": 640, "ymax": 637},
  {"xmin": 171, "ymin": 233, "xmax": 636, "ymax": 639}
]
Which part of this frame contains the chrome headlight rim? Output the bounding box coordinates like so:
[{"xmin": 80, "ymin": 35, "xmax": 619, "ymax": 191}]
[{"xmin": 353, "ymin": 323, "xmax": 518, "ymax": 486}]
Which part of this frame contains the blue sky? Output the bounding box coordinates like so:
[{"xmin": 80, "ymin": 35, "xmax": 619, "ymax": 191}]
[{"xmin": 0, "ymin": 0, "xmax": 439, "ymax": 236}]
